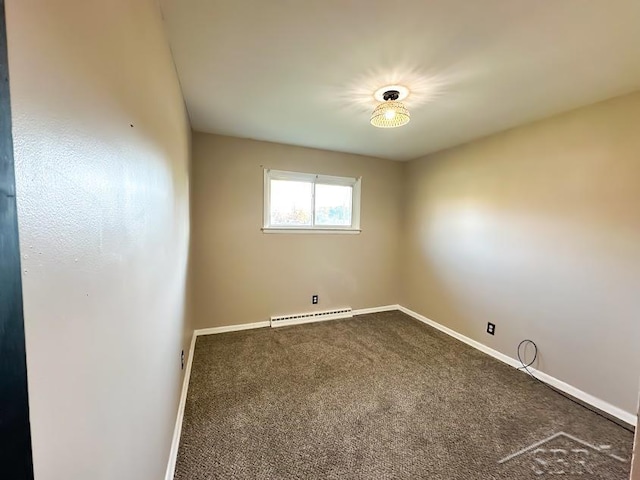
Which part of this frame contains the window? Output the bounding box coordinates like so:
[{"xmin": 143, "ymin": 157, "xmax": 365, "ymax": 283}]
[{"xmin": 263, "ymin": 169, "xmax": 361, "ymax": 233}]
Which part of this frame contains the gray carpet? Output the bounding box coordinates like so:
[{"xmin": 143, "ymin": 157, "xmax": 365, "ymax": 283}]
[{"xmin": 175, "ymin": 311, "xmax": 634, "ymax": 479}]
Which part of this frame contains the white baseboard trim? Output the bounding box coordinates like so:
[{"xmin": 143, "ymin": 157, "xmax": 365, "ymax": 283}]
[
  {"xmin": 397, "ymin": 305, "xmax": 637, "ymax": 427},
  {"xmin": 193, "ymin": 305, "xmax": 398, "ymax": 336},
  {"xmin": 194, "ymin": 321, "xmax": 270, "ymax": 336},
  {"xmin": 164, "ymin": 331, "xmax": 197, "ymax": 480},
  {"xmin": 271, "ymin": 311, "xmax": 352, "ymax": 328},
  {"xmin": 352, "ymin": 304, "xmax": 398, "ymax": 316},
  {"xmin": 272, "ymin": 305, "xmax": 399, "ymax": 328}
]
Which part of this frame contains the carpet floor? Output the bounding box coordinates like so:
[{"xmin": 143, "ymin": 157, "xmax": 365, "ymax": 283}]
[{"xmin": 175, "ymin": 311, "xmax": 634, "ymax": 479}]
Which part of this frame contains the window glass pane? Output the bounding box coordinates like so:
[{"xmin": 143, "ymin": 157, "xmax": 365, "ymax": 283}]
[
  {"xmin": 270, "ymin": 179, "xmax": 313, "ymax": 226},
  {"xmin": 314, "ymin": 183, "xmax": 352, "ymax": 226}
]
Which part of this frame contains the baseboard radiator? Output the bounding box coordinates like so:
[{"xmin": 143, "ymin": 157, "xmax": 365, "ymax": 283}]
[{"xmin": 270, "ymin": 308, "xmax": 353, "ymax": 328}]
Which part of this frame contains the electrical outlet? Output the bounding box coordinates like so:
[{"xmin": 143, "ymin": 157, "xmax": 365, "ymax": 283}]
[
  {"xmin": 312, "ymin": 295, "xmax": 318, "ymax": 305},
  {"xmin": 487, "ymin": 323, "xmax": 496, "ymax": 335},
  {"xmin": 181, "ymin": 350, "xmax": 184, "ymax": 370}
]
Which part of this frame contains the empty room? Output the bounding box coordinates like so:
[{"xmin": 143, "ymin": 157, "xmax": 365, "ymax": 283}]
[{"xmin": 1, "ymin": 0, "xmax": 639, "ymax": 479}]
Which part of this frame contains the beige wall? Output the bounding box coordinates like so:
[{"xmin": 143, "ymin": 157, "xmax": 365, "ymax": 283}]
[
  {"xmin": 402, "ymin": 92, "xmax": 640, "ymax": 414},
  {"xmin": 191, "ymin": 133, "xmax": 402, "ymax": 329},
  {"xmin": 7, "ymin": 0, "xmax": 191, "ymax": 479}
]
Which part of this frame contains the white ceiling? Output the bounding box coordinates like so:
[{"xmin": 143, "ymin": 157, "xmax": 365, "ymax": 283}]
[{"xmin": 160, "ymin": 0, "xmax": 640, "ymax": 161}]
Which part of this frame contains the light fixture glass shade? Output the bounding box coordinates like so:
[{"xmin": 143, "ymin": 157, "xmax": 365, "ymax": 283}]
[{"xmin": 370, "ymin": 100, "xmax": 410, "ymax": 128}]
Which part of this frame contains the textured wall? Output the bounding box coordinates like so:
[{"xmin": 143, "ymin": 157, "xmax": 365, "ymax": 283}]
[
  {"xmin": 402, "ymin": 92, "xmax": 640, "ymax": 415},
  {"xmin": 6, "ymin": 0, "xmax": 191, "ymax": 478},
  {"xmin": 191, "ymin": 133, "xmax": 402, "ymax": 329}
]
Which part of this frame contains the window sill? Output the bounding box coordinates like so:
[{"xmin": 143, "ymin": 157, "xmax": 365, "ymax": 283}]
[{"xmin": 262, "ymin": 228, "xmax": 361, "ymax": 235}]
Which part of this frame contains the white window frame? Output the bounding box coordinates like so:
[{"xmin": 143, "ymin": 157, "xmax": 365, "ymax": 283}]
[{"xmin": 263, "ymin": 169, "xmax": 361, "ymax": 234}]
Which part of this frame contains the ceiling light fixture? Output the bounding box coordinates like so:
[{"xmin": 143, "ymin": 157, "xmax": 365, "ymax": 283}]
[{"xmin": 370, "ymin": 89, "xmax": 410, "ymax": 128}]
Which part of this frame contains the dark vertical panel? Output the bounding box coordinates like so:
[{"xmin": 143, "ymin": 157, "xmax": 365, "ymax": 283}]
[{"xmin": 0, "ymin": 0, "xmax": 35, "ymax": 478}]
